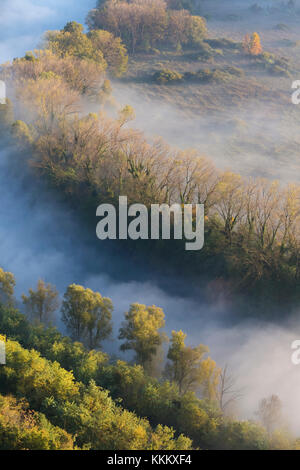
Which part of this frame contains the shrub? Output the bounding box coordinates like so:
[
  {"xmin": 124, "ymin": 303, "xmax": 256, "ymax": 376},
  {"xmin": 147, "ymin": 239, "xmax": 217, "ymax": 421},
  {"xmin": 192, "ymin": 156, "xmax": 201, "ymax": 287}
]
[{"xmin": 153, "ymin": 69, "xmax": 184, "ymax": 84}]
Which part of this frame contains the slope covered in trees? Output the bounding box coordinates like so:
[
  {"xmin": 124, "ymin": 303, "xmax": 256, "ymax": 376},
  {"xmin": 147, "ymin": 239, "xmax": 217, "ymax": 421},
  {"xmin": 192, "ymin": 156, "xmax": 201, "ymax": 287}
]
[{"xmin": 0, "ymin": 269, "xmax": 297, "ymax": 450}]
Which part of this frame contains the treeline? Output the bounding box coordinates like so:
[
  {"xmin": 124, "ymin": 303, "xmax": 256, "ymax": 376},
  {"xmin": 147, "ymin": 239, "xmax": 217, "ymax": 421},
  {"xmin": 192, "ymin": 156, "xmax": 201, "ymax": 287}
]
[
  {"xmin": 0, "ymin": 269, "xmax": 295, "ymax": 450},
  {"xmin": 86, "ymin": 0, "xmax": 207, "ymax": 52},
  {"xmin": 44, "ymin": 21, "xmax": 128, "ymax": 77},
  {"xmin": 2, "ymin": 29, "xmax": 300, "ymax": 313},
  {"xmin": 0, "ymin": 268, "xmax": 220, "ymax": 392}
]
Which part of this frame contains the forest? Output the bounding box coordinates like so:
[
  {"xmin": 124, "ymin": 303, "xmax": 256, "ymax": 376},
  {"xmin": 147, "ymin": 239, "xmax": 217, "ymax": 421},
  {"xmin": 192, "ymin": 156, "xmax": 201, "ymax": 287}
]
[{"xmin": 1, "ymin": 0, "xmax": 300, "ymax": 451}]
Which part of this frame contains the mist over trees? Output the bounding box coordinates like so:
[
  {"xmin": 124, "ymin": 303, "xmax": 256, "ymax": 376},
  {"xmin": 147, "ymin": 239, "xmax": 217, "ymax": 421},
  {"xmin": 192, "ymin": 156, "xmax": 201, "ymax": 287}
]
[{"xmin": 1, "ymin": 13, "xmax": 300, "ymax": 313}]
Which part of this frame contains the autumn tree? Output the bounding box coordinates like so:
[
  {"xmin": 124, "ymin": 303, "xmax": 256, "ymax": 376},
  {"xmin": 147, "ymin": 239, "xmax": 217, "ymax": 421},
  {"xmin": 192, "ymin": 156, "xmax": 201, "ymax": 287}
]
[
  {"xmin": 215, "ymin": 172, "xmax": 246, "ymax": 243},
  {"xmin": 87, "ymin": 0, "xmax": 205, "ymax": 52},
  {"xmin": 22, "ymin": 279, "xmax": 59, "ymax": 325},
  {"xmin": 164, "ymin": 330, "xmax": 220, "ymax": 397},
  {"xmin": 119, "ymin": 303, "xmax": 167, "ymax": 373},
  {"xmin": 61, "ymin": 284, "xmax": 113, "ymax": 348},
  {"xmin": 250, "ymin": 32, "xmax": 263, "ymax": 55},
  {"xmin": 167, "ymin": 10, "xmax": 192, "ymax": 49},
  {"xmin": 45, "ymin": 22, "xmax": 106, "ymax": 66},
  {"xmin": 243, "ymin": 32, "xmax": 262, "ymax": 56},
  {"xmin": 11, "ymin": 49, "xmax": 106, "ymax": 98},
  {"xmin": 17, "ymin": 75, "xmax": 80, "ymax": 136},
  {"xmin": 45, "ymin": 22, "xmax": 128, "ymax": 77},
  {"xmin": 217, "ymin": 364, "xmax": 243, "ymax": 414},
  {"xmin": 88, "ymin": 30, "xmax": 128, "ymax": 77},
  {"xmin": 87, "ymin": 0, "xmax": 167, "ymax": 53}
]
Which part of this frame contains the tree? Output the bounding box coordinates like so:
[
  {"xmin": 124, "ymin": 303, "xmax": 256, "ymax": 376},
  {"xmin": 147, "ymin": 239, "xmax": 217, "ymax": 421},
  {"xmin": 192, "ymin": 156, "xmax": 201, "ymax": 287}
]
[
  {"xmin": 164, "ymin": 330, "xmax": 220, "ymax": 397},
  {"xmin": 167, "ymin": 10, "xmax": 190, "ymax": 49},
  {"xmin": 87, "ymin": 0, "xmax": 206, "ymax": 52},
  {"xmin": 256, "ymin": 395, "xmax": 283, "ymax": 434},
  {"xmin": 22, "ymin": 280, "xmax": 59, "ymax": 325},
  {"xmin": 250, "ymin": 32, "xmax": 262, "ymax": 56},
  {"xmin": 44, "ymin": 22, "xmax": 107, "ymax": 67},
  {"xmin": 12, "ymin": 49, "xmax": 106, "ymax": 98},
  {"xmin": 243, "ymin": 32, "xmax": 262, "ymax": 56},
  {"xmin": 87, "ymin": 0, "xmax": 166, "ymax": 53},
  {"xmin": 215, "ymin": 171, "xmax": 246, "ymax": 244},
  {"xmin": 11, "ymin": 120, "xmax": 33, "ymax": 145},
  {"xmin": 0, "ymin": 268, "xmax": 15, "ymax": 306},
  {"xmin": 119, "ymin": 303, "xmax": 167, "ymax": 372},
  {"xmin": 243, "ymin": 34, "xmax": 251, "ymax": 54},
  {"xmin": 61, "ymin": 284, "xmax": 113, "ymax": 348},
  {"xmin": 186, "ymin": 15, "xmax": 207, "ymax": 46},
  {"xmin": 88, "ymin": 30, "xmax": 128, "ymax": 77},
  {"xmin": 18, "ymin": 75, "xmax": 80, "ymax": 135},
  {"xmin": 217, "ymin": 364, "xmax": 243, "ymax": 414}
]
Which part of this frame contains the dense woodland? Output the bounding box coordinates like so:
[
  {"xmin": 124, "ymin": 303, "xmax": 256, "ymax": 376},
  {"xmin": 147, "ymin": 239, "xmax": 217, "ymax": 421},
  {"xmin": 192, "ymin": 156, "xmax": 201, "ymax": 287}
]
[
  {"xmin": 0, "ymin": 268, "xmax": 297, "ymax": 450},
  {"xmin": 1, "ymin": 0, "xmax": 300, "ymax": 450}
]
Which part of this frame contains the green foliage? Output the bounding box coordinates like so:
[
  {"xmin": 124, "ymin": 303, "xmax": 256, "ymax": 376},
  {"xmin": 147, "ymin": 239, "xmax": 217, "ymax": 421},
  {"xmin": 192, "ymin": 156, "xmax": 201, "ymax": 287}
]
[
  {"xmin": 44, "ymin": 22, "xmax": 128, "ymax": 77},
  {"xmin": 0, "ymin": 339, "xmax": 80, "ymax": 408},
  {"xmin": 0, "ymin": 303, "xmax": 108, "ymax": 385},
  {"xmin": 0, "ymin": 332, "xmax": 192, "ymax": 450},
  {"xmin": 213, "ymin": 420, "xmax": 270, "ymax": 450},
  {"xmin": 165, "ymin": 330, "xmax": 220, "ymax": 397},
  {"xmin": 62, "ymin": 284, "xmax": 113, "ymax": 348},
  {"xmin": 153, "ymin": 69, "xmax": 184, "ymax": 83},
  {"xmin": 119, "ymin": 303, "xmax": 167, "ymax": 372},
  {"xmin": 0, "ymin": 302, "xmax": 296, "ymax": 450},
  {"xmin": 0, "ymin": 394, "xmax": 74, "ymax": 450},
  {"xmin": 45, "ymin": 22, "xmax": 106, "ymax": 66},
  {"xmin": 154, "ymin": 66, "xmax": 244, "ymax": 85}
]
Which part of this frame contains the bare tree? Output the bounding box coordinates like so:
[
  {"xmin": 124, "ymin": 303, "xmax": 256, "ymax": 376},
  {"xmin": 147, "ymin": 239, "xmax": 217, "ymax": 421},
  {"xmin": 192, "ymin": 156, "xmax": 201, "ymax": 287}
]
[
  {"xmin": 217, "ymin": 364, "xmax": 243, "ymax": 414},
  {"xmin": 256, "ymin": 395, "xmax": 283, "ymax": 434}
]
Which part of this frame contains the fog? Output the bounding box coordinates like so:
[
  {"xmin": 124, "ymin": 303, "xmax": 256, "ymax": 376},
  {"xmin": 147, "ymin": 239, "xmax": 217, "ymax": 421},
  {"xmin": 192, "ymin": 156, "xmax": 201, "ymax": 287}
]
[
  {"xmin": 1, "ymin": 0, "xmax": 300, "ymax": 435},
  {"xmin": 113, "ymin": 83, "xmax": 300, "ymax": 183},
  {"xmin": 2, "ymin": 138, "xmax": 300, "ymax": 433}
]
